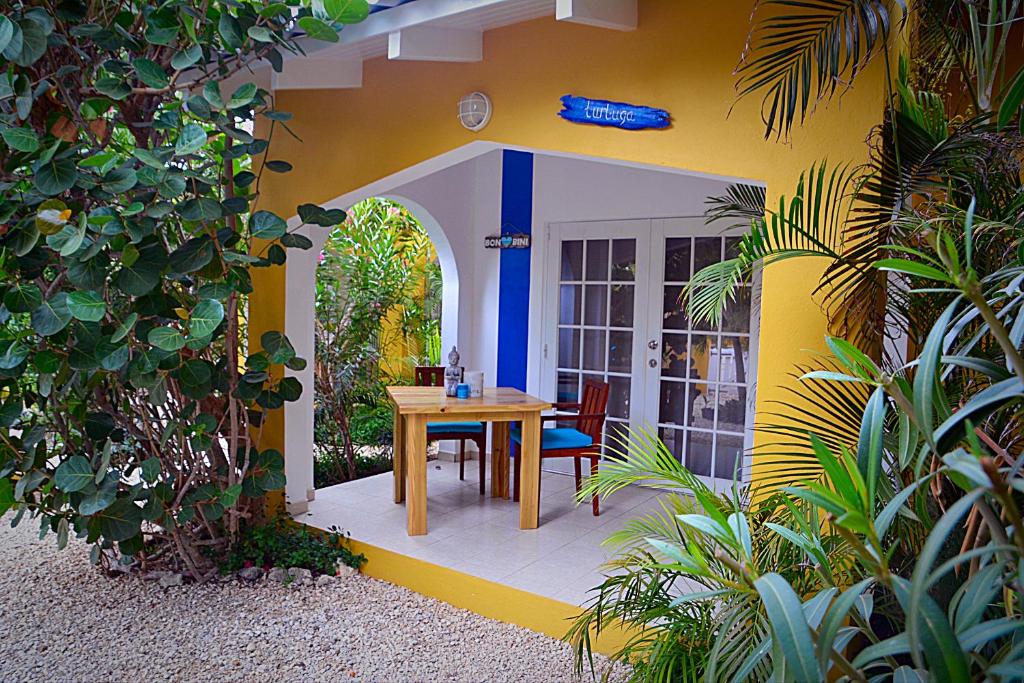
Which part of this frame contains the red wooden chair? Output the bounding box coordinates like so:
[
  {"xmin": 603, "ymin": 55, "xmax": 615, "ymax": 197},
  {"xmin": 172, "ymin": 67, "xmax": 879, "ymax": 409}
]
[
  {"xmin": 511, "ymin": 379, "xmax": 609, "ymax": 516},
  {"xmin": 414, "ymin": 366, "xmax": 487, "ymax": 494}
]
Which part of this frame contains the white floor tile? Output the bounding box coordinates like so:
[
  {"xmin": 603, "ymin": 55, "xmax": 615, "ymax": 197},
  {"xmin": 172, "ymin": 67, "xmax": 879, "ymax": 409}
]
[{"xmin": 299, "ymin": 459, "xmax": 667, "ymax": 602}]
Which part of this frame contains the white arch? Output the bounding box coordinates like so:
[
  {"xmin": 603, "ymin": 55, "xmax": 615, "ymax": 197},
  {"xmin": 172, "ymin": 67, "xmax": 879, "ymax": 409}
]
[{"xmin": 282, "ymin": 196, "xmax": 459, "ymax": 513}]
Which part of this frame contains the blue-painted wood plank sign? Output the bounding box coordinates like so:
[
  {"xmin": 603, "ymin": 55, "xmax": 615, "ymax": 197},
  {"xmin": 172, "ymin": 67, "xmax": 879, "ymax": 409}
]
[{"xmin": 558, "ymin": 94, "xmax": 671, "ymax": 130}]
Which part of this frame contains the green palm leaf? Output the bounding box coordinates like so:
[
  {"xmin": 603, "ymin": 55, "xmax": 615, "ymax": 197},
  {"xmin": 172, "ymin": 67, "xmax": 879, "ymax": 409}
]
[
  {"xmin": 736, "ymin": 0, "xmax": 906, "ymax": 139},
  {"xmin": 687, "ymin": 162, "xmax": 857, "ymax": 328}
]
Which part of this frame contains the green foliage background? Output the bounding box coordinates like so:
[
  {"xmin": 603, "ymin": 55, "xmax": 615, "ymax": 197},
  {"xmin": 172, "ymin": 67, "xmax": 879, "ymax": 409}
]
[{"xmin": 0, "ymin": 0, "xmax": 369, "ymax": 580}]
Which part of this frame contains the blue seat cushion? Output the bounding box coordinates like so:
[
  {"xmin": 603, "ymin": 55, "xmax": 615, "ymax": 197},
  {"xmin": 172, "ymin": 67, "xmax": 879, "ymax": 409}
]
[
  {"xmin": 427, "ymin": 421, "xmax": 484, "ymax": 434},
  {"xmin": 510, "ymin": 426, "xmax": 593, "ymax": 451}
]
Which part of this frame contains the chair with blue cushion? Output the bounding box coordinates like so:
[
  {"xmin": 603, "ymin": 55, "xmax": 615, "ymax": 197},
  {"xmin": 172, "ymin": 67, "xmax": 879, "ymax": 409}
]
[
  {"xmin": 415, "ymin": 366, "xmax": 487, "ymax": 494},
  {"xmin": 512, "ymin": 379, "xmax": 609, "ymax": 516}
]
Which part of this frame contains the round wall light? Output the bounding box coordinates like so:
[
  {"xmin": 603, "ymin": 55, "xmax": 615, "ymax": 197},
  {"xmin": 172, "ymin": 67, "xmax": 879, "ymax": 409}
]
[{"xmin": 457, "ymin": 92, "xmax": 492, "ymax": 132}]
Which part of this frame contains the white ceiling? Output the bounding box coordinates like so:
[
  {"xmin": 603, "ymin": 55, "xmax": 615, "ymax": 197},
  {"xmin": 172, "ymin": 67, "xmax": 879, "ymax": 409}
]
[{"xmin": 298, "ymin": 0, "xmax": 555, "ymax": 63}]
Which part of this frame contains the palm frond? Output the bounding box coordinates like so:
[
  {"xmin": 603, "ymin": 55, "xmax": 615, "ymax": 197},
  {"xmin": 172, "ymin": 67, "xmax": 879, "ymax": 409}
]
[
  {"xmin": 579, "ymin": 425, "xmax": 715, "ymax": 502},
  {"xmin": 749, "ymin": 360, "xmax": 872, "ymax": 489},
  {"xmin": 705, "ymin": 183, "xmax": 766, "ymax": 230},
  {"xmin": 826, "ymin": 111, "xmax": 997, "ymax": 353},
  {"xmin": 566, "ymin": 553, "xmax": 714, "ymax": 683},
  {"xmin": 912, "ymin": 0, "xmax": 975, "ymax": 96},
  {"xmin": 736, "ymin": 0, "xmax": 907, "ymax": 139},
  {"xmin": 685, "ymin": 162, "xmax": 858, "ymax": 327}
]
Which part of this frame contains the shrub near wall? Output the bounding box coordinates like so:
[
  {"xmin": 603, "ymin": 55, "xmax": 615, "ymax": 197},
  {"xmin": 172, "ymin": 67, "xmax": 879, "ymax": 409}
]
[{"xmin": 0, "ymin": 0, "xmax": 370, "ymax": 580}]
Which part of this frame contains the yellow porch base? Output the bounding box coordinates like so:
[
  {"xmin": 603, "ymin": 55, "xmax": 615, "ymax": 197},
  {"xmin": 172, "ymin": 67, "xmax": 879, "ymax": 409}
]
[{"xmin": 347, "ymin": 536, "xmax": 632, "ymax": 658}]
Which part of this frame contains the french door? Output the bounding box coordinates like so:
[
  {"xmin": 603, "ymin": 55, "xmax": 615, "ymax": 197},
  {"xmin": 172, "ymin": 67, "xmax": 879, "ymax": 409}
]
[{"xmin": 542, "ymin": 218, "xmax": 758, "ymax": 488}]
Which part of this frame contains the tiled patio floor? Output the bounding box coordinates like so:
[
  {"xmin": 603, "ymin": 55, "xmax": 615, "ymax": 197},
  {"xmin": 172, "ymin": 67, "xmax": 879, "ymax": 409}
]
[{"xmin": 299, "ymin": 459, "xmax": 664, "ymax": 606}]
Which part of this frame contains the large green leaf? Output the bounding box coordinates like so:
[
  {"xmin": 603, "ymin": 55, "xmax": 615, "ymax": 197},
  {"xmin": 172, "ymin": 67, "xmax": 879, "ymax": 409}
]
[
  {"xmin": 4, "ymin": 283, "xmax": 42, "ymax": 313},
  {"xmin": 227, "ymin": 82, "xmax": 257, "ymax": 109},
  {"xmin": 175, "ymin": 123, "xmax": 207, "ymax": 156},
  {"xmin": 933, "ymin": 377, "xmax": 1024, "ymax": 448},
  {"xmin": 0, "ymin": 339, "xmax": 29, "ymax": 370},
  {"xmin": 132, "ymin": 57, "xmax": 169, "ymax": 89},
  {"xmin": 54, "ymin": 456, "xmax": 94, "ymax": 492},
  {"xmin": 170, "ymin": 44, "xmax": 202, "ymax": 71},
  {"xmin": 754, "ymin": 573, "xmax": 821, "ymax": 681},
  {"xmin": 96, "ymin": 498, "xmax": 143, "ymax": 542},
  {"xmin": 34, "ymin": 157, "xmax": 77, "ymax": 196},
  {"xmin": 188, "ymin": 299, "xmax": 224, "ymax": 339},
  {"xmin": 250, "ymin": 210, "xmax": 287, "ymax": 239},
  {"xmin": 148, "ymin": 326, "xmax": 186, "ymax": 352},
  {"xmin": 997, "ymin": 65, "xmax": 1024, "ymax": 130},
  {"xmin": 66, "ymin": 291, "xmax": 106, "ymax": 322},
  {"xmin": 114, "ymin": 239, "xmax": 165, "ymax": 296},
  {"xmin": 178, "ymin": 359, "xmax": 212, "ymax": 387},
  {"xmin": 2, "ymin": 126, "xmax": 39, "ymax": 152},
  {"xmin": 895, "ymin": 573, "xmax": 970, "ymax": 680},
  {"xmin": 218, "ymin": 12, "xmax": 243, "ymax": 49},
  {"xmin": 30, "ymin": 293, "xmax": 72, "ymax": 336},
  {"xmin": 79, "ymin": 482, "xmax": 117, "ymax": 516},
  {"xmin": 856, "ymin": 386, "xmax": 886, "ymax": 504},
  {"xmin": 168, "ymin": 236, "xmax": 214, "ymax": 274},
  {"xmin": 298, "ymin": 16, "xmax": 338, "ymax": 43},
  {"xmin": 323, "ymin": 0, "xmax": 370, "ymax": 23},
  {"xmin": 914, "ymin": 300, "xmax": 959, "ymax": 447},
  {"xmin": 0, "ymin": 16, "xmax": 15, "ymax": 56},
  {"xmin": 7, "ymin": 17, "xmax": 46, "ymax": 67},
  {"xmin": 178, "ymin": 197, "xmax": 222, "ymax": 221}
]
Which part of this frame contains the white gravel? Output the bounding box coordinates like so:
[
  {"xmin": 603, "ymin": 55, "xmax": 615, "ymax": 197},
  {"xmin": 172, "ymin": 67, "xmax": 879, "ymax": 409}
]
[{"xmin": 0, "ymin": 515, "xmax": 628, "ymax": 682}]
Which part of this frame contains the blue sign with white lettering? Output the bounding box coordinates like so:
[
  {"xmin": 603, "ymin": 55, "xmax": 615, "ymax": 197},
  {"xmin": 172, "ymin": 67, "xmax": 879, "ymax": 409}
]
[{"xmin": 558, "ymin": 94, "xmax": 671, "ymax": 131}]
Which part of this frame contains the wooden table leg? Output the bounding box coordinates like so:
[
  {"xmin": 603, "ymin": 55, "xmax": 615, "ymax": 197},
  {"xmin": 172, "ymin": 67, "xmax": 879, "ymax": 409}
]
[
  {"xmin": 392, "ymin": 405, "xmax": 405, "ymax": 504},
  {"xmin": 490, "ymin": 421, "xmax": 509, "ymax": 499},
  {"xmin": 518, "ymin": 411, "xmax": 540, "ymax": 530},
  {"xmin": 405, "ymin": 414, "xmax": 427, "ymax": 536}
]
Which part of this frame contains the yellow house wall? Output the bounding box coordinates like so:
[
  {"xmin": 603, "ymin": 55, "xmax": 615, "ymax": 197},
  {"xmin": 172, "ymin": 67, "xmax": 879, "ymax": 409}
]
[{"xmin": 252, "ymin": 0, "xmax": 888, "ymax": 491}]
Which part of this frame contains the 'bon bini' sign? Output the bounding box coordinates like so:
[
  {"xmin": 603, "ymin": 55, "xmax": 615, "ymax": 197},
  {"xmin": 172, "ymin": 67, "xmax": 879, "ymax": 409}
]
[
  {"xmin": 485, "ymin": 233, "xmax": 530, "ymax": 249},
  {"xmin": 558, "ymin": 94, "xmax": 671, "ymax": 131}
]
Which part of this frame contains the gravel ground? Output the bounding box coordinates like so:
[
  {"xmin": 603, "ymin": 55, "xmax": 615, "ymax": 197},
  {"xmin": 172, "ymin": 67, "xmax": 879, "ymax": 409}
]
[{"xmin": 0, "ymin": 515, "xmax": 628, "ymax": 682}]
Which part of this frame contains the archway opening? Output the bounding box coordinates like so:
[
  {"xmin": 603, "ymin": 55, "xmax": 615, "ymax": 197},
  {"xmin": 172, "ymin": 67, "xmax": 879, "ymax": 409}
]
[{"xmin": 312, "ymin": 197, "xmax": 444, "ymax": 490}]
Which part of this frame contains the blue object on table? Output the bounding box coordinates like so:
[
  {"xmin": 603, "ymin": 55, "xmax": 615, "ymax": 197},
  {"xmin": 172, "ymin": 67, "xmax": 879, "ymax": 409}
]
[{"xmin": 456, "ymin": 383, "xmax": 470, "ymax": 399}]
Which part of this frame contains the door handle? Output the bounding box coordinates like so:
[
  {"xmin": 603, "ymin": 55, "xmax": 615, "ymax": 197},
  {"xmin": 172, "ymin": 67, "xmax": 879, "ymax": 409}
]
[
  {"xmin": 648, "ymin": 339, "xmax": 659, "ymax": 350},
  {"xmin": 648, "ymin": 359, "xmax": 658, "ymax": 368}
]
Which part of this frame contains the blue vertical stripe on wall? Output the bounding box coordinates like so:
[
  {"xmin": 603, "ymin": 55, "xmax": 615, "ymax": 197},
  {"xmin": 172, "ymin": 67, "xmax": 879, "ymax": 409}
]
[{"xmin": 496, "ymin": 149, "xmax": 534, "ymax": 391}]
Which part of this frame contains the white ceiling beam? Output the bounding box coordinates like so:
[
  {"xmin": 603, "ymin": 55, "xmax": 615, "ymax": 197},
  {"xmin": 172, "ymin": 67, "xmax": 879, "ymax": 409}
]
[
  {"xmin": 270, "ymin": 58, "xmax": 363, "ymax": 90},
  {"xmin": 555, "ymin": 0, "xmax": 637, "ymax": 31},
  {"xmin": 387, "ymin": 26, "xmax": 482, "ymax": 62}
]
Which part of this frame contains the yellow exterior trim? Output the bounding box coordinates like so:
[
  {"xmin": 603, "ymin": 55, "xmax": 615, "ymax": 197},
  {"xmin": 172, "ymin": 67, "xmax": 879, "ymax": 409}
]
[{"xmin": 348, "ymin": 537, "xmax": 633, "ymax": 657}]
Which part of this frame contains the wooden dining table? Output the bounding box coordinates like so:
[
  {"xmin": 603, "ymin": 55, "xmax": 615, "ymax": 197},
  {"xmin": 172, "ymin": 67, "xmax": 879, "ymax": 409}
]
[{"xmin": 387, "ymin": 386, "xmax": 551, "ymax": 536}]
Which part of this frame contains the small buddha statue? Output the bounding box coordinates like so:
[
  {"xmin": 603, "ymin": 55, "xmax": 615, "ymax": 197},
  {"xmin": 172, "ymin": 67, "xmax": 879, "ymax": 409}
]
[{"xmin": 444, "ymin": 346, "xmax": 463, "ymax": 397}]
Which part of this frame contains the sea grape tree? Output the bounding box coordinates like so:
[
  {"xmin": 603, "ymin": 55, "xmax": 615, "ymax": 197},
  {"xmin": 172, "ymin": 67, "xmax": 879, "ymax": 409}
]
[{"xmin": 0, "ymin": 0, "xmax": 368, "ymax": 579}]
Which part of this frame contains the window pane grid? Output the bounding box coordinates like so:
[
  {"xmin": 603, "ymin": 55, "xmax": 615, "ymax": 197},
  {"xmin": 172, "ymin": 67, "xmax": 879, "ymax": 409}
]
[
  {"xmin": 658, "ymin": 235, "xmax": 752, "ymax": 482},
  {"xmin": 559, "ymin": 236, "xmax": 638, "ymax": 455}
]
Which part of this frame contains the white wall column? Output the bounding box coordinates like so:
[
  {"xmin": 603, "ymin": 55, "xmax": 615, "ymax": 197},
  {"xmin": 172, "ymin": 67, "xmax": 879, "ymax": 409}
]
[{"xmin": 283, "ymin": 233, "xmax": 322, "ymax": 514}]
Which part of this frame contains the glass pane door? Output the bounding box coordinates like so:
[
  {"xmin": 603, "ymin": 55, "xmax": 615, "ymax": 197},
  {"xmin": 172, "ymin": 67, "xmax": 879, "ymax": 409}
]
[
  {"xmin": 546, "ymin": 221, "xmax": 650, "ymax": 453},
  {"xmin": 647, "ymin": 221, "xmax": 757, "ymax": 487}
]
